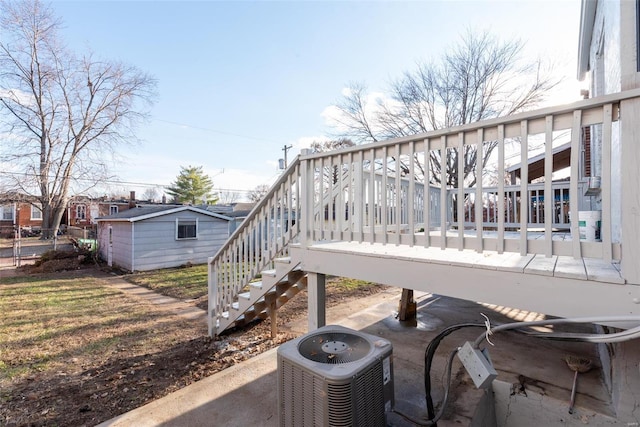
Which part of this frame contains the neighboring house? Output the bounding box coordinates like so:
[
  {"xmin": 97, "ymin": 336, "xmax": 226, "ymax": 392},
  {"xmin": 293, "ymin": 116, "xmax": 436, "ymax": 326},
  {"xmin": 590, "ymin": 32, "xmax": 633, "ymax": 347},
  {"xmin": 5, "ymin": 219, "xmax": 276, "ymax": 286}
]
[
  {"xmin": 201, "ymin": 203, "xmax": 255, "ymax": 235},
  {"xmin": 0, "ymin": 192, "xmax": 43, "ymax": 236},
  {"xmin": 67, "ymin": 196, "xmax": 99, "ymax": 227},
  {"xmin": 206, "ymin": 0, "xmax": 640, "ymax": 423},
  {"xmin": 96, "ymin": 205, "xmax": 233, "ymax": 272},
  {"xmin": 0, "ymin": 191, "xmax": 153, "ymax": 238},
  {"xmin": 577, "ymin": 0, "xmax": 633, "ymax": 248},
  {"xmin": 68, "ymin": 192, "xmax": 138, "ymax": 227}
]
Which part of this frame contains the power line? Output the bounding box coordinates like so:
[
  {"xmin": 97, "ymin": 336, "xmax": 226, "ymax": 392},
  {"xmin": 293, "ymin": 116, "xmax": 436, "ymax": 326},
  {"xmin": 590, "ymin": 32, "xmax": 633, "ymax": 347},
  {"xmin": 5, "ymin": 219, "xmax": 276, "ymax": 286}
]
[
  {"xmin": 0, "ymin": 170, "xmax": 266, "ymax": 194},
  {"xmin": 152, "ymin": 118, "xmax": 284, "ymax": 144},
  {"xmin": 0, "ymin": 171, "xmax": 164, "ymax": 189}
]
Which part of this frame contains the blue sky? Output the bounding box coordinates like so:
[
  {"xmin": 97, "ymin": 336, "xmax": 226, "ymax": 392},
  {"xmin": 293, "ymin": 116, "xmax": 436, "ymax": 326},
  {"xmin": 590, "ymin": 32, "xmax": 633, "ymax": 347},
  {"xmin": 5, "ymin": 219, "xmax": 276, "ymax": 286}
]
[{"xmin": 50, "ymin": 0, "xmax": 583, "ymax": 201}]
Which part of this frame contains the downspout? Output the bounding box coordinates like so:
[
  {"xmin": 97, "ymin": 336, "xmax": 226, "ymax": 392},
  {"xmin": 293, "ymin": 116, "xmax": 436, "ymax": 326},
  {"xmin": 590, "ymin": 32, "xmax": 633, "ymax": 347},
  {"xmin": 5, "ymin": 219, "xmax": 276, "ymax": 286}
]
[
  {"xmin": 131, "ymin": 221, "xmax": 135, "ymax": 272},
  {"xmin": 577, "ymin": 0, "xmax": 597, "ymax": 80}
]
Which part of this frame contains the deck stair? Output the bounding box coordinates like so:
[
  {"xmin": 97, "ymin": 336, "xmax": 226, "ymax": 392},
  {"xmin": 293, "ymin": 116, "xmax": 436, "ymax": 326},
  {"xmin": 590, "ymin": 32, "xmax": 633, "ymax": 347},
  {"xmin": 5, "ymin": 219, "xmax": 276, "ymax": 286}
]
[
  {"xmin": 220, "ymin": 257, "xmax": 307, "ymax": 331},
  {"xmin": 208, "ymin": 159, "xmax": 305, "ymax": 336}
]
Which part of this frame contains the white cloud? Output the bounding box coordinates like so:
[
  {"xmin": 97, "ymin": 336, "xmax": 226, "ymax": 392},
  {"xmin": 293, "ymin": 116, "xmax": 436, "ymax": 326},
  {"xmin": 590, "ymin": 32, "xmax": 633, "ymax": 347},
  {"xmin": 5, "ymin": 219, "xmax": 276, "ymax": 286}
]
[
  {"xmin": 320, "ymin": 105, "xmax": 343, "ymax": 128},
  {"xmin": 0, "ymin": 88, "xmax": 33, "ymax": 105},
  {"xmin": 321, "ymin": 88, "xmax": 401, "ymax": 135},
  {"xmin": 293, "ymin": 135, "xmax": 330, "ymax": 151}
]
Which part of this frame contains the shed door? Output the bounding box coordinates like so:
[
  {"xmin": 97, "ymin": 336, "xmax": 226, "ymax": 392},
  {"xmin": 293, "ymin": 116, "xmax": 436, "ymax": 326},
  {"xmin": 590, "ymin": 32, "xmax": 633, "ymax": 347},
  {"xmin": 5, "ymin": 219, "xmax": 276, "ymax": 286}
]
[{"xmin": 107, "ymin": 226, "xmax": 113, "ymax": 267}]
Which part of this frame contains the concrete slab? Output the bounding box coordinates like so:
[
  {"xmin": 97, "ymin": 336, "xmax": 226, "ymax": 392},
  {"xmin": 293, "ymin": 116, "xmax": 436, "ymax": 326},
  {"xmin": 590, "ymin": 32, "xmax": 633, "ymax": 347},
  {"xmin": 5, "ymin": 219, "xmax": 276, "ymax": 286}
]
[{"xmin": 97, "ymin": 291, "xmax": 613, "ymax": 427}]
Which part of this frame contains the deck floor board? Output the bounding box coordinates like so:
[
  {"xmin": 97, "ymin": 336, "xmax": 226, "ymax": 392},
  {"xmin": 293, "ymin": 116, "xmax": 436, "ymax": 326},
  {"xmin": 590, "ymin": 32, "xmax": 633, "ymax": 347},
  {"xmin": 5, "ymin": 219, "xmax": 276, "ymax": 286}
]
[{"xmin": 309, "ymin": 240, "xmax": 624, "ymax": 284}]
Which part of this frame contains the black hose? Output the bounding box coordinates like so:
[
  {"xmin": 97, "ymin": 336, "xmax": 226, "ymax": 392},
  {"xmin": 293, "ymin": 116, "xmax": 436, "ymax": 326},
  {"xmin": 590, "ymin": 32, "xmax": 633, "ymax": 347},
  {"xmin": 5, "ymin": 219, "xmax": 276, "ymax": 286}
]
[
  {"xmin": 424, "ymin": 323, "xmax": 485, "ymax": 423},
  {"xmin": 393, "ymin": 347, "xmax": 461, "ymax": 426}
]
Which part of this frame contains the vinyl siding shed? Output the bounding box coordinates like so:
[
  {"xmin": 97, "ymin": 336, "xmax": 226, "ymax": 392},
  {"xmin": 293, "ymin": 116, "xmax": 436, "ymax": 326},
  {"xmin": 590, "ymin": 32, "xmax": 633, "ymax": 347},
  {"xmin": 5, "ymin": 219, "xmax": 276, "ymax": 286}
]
[{"xmin": 96, "ymin": 205, "xmax": 232, "ymax": 272}]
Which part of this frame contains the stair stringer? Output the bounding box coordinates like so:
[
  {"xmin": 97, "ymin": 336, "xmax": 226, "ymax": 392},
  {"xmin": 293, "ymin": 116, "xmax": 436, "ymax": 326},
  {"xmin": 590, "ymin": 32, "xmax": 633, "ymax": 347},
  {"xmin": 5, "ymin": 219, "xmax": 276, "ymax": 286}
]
[{"xmin": 215, "ymin": 254, "xmax": 307, "ymax": 335}]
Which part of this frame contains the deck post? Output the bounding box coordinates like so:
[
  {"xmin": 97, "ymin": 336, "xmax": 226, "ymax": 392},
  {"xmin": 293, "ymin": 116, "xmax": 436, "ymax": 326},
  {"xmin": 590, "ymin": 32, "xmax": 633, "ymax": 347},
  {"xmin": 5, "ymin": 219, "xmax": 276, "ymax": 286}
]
[
  {"xmin": 269, "ymin": 302, "xmax": 278, "ymax": 339},
  {"xmin": 398, "ymin": 289, "xmax": 416, "ymax": 321},
  {"xmin": 620, "ymin": 1, "xmax": 640, "ymax": 285},
  {"xmin": 307, "ymin": 272, "xmax": 326, "ymax": 331},
  {"xmin": 620, "ymin": 97, "xmax": 640, "ymax": 285},
  {"xmin": 207, "ymin": 257, "xmax": 216, "ymax": 337},
  {"xmin": 299, "ymin": 149, "xmax": 311, "ymax": 248}
]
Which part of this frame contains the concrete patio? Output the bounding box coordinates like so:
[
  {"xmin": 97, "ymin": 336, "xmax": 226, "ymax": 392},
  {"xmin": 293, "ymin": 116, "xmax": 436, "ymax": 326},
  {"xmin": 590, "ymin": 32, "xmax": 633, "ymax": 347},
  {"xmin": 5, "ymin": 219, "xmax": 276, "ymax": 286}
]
[{"xmin": 97, "ymin": 289, "xmax": 615, "ymax": 427}]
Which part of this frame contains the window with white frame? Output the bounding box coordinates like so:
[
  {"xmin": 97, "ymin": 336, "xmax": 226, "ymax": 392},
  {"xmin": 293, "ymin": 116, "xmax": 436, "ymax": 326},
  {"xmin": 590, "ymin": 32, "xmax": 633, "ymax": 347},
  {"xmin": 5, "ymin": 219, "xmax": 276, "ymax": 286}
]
[
  {"xmin": 176, "ymin": 218, "xmax": 197, "ymax": 239},
  {"xmin": 1, "ymin": 205, "xmax": 13, "ymax": 221},
  {"xmin": 31, "ymin": 204, "xmax": 42, "ymax": 220},
  {"xmin": 76, "ymin": 205, "xmax": 86, "ymax": 220},
  {"xmin": 110, "ymin": 205, "xmax": 118, "ymax": 215}
]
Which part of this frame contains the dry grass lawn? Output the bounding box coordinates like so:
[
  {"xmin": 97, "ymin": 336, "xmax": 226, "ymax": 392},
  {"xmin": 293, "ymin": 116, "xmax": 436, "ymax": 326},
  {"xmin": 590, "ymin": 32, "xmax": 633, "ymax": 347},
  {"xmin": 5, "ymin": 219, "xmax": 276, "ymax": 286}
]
[{"xmin": 0, "ymin": 266, "xmax": 388, "ymax": 426}]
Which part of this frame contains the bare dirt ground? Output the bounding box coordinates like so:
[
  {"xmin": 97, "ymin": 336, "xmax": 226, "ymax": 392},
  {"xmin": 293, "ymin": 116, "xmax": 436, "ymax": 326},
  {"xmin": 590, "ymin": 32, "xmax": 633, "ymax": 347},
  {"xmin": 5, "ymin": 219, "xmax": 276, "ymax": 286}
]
[{"xmin": 0, "ymin": 262, "xmax": 390, "ymax": 427}]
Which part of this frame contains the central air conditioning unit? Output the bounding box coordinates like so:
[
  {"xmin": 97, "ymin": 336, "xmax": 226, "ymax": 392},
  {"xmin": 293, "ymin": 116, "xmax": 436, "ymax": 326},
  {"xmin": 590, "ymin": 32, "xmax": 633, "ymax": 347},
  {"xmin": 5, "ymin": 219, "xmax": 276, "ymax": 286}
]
[{"xmin": 277, "ymin": 324, "xmax": 394, "ymax": 427}]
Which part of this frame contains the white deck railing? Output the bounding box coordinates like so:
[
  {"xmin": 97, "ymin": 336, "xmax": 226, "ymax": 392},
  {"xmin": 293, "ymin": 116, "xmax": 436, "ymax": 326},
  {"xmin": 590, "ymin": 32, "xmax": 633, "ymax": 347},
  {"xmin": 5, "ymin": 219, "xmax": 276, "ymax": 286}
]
[
  {"xmin": 298, "ymin": 91, "xmax": 640, "ymax": 261},
  {"xmin": 209, "ymin": 89, "xmax": 640, "ymax": 335},
  {"xmin": 207, "ymin": 162, "xmax": 302, "ymax": 335}
]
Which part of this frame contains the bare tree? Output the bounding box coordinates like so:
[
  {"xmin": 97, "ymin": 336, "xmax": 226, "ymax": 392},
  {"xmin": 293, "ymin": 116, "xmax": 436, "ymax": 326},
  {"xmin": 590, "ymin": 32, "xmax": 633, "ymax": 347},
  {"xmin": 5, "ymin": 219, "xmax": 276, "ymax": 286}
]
[
  {"xmin": 217, "ymin": 190, "xmax": 240, "ymax": 204},
  {"xmin": 141, "ymin": 187, "xmax": 160, "ymax": 203},
  {"xmin": 330, "ymin": 30, "xmax": 559, "ymax": 188},
  {"xmin": 310, "ymin": 138, "xmax": 356, "ymax": 185},
  {"xmin": 0, "ymin": 0, "xmax": 156, "ymax": 237},
  {"xmin": 248, "ymin": 184, "xmax": 270, "ymax": 203}
]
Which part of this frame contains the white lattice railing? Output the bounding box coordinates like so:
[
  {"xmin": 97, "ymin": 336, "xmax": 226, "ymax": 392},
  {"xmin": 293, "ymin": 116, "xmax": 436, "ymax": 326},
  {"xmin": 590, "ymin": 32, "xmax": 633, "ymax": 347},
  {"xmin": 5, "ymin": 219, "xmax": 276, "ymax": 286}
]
[{"xmin": 456, "ymin": 180, "xmax": 588, "ymax": 229}]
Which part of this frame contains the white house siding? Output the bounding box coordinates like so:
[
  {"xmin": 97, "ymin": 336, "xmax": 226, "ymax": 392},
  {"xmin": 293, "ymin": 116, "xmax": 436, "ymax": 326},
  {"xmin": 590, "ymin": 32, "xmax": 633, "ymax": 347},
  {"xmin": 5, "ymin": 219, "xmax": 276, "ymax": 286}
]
[
  {"xmin": 131, "ymin": 212, "xmax": 229, "ymax": 271},
  {"xmin": 588, "ymin": 0, "xmax": 622, "ymax": 242},
  {"xmin": 97, "ymin": 221, "xmax": 134, "ymax": 270}
]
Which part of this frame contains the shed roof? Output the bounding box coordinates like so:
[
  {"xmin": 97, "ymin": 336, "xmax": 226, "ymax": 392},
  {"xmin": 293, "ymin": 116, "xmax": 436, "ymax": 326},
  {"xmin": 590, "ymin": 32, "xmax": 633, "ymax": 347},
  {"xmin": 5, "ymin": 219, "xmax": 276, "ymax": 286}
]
[{"xmin": 96, "ymin": 205, "xmax": 233, "ymax": 222}]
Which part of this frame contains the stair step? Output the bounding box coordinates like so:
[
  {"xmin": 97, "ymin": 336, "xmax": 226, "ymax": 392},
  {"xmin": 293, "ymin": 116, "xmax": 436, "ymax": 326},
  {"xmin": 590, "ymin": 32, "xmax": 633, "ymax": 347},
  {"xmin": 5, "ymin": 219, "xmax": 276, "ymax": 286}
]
[{"xmin": 214, "ymin": 258, "xmax": 307, "ymax": 336}]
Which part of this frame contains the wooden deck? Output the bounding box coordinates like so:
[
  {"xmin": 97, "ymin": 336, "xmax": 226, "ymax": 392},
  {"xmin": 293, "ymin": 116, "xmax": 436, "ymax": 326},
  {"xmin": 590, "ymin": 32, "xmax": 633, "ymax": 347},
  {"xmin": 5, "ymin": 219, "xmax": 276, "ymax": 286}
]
[
  {"xmin": 303, "ymin": 240, "xmax": 624, "ymax": 284},
  {"xmin": 291, "ymin": 239, "xmax": 637, "ymax": 325},
  {"xmin": 209, "ymin": 90, "xmax": 640, "ymax": 336}
]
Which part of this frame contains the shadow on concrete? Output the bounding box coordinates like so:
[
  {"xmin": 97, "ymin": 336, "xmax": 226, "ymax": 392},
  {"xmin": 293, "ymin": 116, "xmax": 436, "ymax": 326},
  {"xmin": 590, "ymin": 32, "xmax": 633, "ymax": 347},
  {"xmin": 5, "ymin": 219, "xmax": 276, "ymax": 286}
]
[{"xmin": 98, "ymin": 292, "xmax": 613, "ymax": 427}]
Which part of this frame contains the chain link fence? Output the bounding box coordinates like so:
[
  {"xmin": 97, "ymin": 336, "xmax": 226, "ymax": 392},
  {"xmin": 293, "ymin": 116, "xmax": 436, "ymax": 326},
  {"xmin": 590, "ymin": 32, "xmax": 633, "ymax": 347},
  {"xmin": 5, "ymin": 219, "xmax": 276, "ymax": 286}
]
[{"xmin": 0, "ymin": 226, "xmax": 79, "ymax": 267}]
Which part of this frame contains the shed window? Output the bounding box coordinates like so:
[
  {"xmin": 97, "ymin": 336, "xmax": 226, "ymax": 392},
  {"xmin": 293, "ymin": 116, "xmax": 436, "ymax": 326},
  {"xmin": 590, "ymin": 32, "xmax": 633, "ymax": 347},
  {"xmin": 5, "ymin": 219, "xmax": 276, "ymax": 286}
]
[{"xmin": 176, "ymin": 218, "xmax": 197, "ymax": 239}]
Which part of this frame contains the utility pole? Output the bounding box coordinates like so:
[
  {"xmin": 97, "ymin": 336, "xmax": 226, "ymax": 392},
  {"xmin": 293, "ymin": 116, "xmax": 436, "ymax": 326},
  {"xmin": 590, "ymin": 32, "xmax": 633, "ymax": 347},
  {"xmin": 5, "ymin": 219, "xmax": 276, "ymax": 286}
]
[{"xmin": 282, "ymin": 144, "xmax": 293, "ymax": 169}]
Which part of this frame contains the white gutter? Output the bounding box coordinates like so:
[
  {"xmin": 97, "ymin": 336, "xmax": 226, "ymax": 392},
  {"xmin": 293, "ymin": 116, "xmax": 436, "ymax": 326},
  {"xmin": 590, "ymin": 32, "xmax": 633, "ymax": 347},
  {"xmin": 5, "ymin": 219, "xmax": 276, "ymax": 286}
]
[{"xmin": 577, "ymin": 0, "xmax": 597, "ymax": 80}]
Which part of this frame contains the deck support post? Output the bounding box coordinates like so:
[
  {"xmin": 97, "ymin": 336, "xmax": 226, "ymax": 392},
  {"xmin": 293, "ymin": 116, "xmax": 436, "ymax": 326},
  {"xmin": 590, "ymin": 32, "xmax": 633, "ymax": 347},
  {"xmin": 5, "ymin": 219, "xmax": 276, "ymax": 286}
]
[
  {"xmin": 398, "ymin": 289, "xmax": 416, "ymax": 322},
  {"xmin": 269, "ymin": 302, "xmax": 277, "ymax": 339},
  {"xmin": 307, "ymin": 272, "xmax": 326, "ymax": 331}
]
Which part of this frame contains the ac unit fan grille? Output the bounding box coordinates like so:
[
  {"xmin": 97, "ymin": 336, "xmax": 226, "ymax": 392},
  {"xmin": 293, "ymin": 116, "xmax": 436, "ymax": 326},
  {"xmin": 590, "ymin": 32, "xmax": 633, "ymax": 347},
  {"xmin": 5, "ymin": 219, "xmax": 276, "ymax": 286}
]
[{"xmin": 298, "ymin": 331, "xmax": 371, "ymax": 364}]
